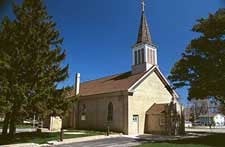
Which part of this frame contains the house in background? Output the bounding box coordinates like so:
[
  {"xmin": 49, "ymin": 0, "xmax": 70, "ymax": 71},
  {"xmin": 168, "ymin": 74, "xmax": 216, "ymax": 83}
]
[
  {"xmin": 63, "ymin": 1, "xmax": 184, "ymax": 135},
  {"xmin": 198, "ymin": 114, "xmax": 225, "ymax": 127},
  {"xmin": 213, "ymin": 114, "xmax": 225, "ymax": 127},
  {"xmin": 198, "ymin": 114, "xmax": 214, "ymax": 126}
]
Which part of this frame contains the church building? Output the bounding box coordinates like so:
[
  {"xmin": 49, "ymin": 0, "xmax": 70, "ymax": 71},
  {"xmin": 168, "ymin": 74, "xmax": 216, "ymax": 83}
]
[{"xmin": 64, "ymin": 0, "xmax": 184, "ymax": 135}]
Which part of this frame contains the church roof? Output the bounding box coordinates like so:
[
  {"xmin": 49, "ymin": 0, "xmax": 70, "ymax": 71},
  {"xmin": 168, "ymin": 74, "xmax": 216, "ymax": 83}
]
[
  {"xmin": 66, "ymin": 70, "xmax": 147, "ymax": 97},
  {"xmin": 136, "ymin": 11, "xmax": 153, "ymax": 45},
  {"xmin": 146, "ymin": 103, "xmax": 169, "ymax": 115},
  {"xmin": 66, "ymin": 66, "xmax": 178, "ymax": 98}
]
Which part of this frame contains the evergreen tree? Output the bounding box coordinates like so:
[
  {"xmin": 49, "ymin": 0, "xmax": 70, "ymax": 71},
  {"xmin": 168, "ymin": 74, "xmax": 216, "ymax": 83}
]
[
  {"xmin": 0, "ymin": 16, "xmax": 17, "ymax": 136},
  {"xmin": 0, "ymin": 0, "xmax": 70, "ymax": 136},
  {"xmin": 169, "ymin": 9, "xmax": 225, "ymax": 102}
]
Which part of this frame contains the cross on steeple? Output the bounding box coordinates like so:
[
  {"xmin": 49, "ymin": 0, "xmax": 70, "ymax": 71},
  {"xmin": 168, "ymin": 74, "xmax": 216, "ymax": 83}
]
[{"xmin": 141, "ymin": 0, "xmax": 145, "ymax": 12}]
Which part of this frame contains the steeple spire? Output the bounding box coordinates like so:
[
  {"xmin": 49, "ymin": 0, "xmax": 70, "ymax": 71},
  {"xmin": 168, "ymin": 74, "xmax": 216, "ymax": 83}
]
[{"xmin": 136, "ymin": 0, "xmax": 152, "ymax": 45}]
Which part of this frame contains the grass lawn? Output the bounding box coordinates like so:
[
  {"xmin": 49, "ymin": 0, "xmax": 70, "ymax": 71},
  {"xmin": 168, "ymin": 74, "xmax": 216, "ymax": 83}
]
[
  {"xmin": 137, "ymin": 133, "xmax": 225, "ymax": 147},
  {"xmin": 139, "ymin": 143, "xmax": 210, "ymax": 147},
  {"xmin": 0, "ymin": 130, "xmax": 105, "ymax": 145},
  {"xmin": 0, "ymin": 122, "xmax": 33, "ymax": 129}
]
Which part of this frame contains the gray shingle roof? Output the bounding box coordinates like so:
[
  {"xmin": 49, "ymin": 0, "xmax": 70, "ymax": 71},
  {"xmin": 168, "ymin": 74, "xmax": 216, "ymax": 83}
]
[{"xmin": 136, "ymin": 11, "xmax": 152, "ymax": 45}]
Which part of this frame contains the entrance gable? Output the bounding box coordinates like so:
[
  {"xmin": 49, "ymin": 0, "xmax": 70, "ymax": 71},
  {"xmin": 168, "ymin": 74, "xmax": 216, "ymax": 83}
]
[
  {"xmin": 130, "ymin": 70, "xmax": 173, "ymax": 102},
  {"xmin": 127, "ymin": 69, "xmax": 173, "ymax": 135},
  {"xmin": 128, "ymin": 66, "xmax": 178, "ymax": 99}
]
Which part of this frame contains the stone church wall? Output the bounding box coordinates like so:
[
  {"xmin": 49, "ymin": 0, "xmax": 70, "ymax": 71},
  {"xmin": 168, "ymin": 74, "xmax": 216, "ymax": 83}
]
[{"xmin": 128, "ymin": 71, "xmax": 173, "ymax": 135}]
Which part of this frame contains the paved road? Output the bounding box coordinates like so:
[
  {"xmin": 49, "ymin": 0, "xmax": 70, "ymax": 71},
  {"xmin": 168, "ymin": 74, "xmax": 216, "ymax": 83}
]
[
  {"xmin": 56, "ymin": 137, "xmax": 142, "ymax": 147},
  {"xmin": 186, "ymin": 128, "xmax": 225, "ymax": 133}
]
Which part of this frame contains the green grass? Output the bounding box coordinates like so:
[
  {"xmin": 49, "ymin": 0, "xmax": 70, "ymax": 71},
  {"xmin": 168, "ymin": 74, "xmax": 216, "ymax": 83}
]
[
  {"xmin": 0, "ymin": 130, "xmax": 105, "ymax": 145},
  {"xmin": 0, "ymin": 122, "xmax": 33, "ymax": 129},
  {"xmin": 137, "ymin": 133, "xmax": 225, "ymax": 147},
  {"xmin": 138, "ymin": 143, "xmax": 210, "ymax": 147}
]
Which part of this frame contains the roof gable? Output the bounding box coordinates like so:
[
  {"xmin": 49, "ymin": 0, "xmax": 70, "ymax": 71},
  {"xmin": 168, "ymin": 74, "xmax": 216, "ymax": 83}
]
[{"xmin": 128, "ymin": 66, "xmax": 179, "ymax": 98}]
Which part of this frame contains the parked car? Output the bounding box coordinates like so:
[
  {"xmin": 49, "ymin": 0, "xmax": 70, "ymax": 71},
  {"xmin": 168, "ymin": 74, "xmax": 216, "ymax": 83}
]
[
  {"xmin": 185, "ymin": 121, "xmax": 192, "ymax": 128},
  {"xmin": 192, "ymin": 120, "xmax": 202, "ymax": 126}
]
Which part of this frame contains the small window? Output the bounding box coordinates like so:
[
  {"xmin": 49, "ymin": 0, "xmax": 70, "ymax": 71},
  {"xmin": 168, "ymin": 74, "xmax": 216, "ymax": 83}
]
[
  {"xmin": 81, "ymin": 115, "xmax": 86, "ymax": 121},
  {"xmin": 133, "ymin": 115, "xmax": 139, "ymax": 122},
  {"xmin": 107, "ymin": 102, "xmax": 113, "ymax": 121}
]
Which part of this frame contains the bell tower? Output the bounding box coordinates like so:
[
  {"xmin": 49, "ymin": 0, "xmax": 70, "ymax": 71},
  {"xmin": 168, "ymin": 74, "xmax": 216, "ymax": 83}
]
[{"xmin": 132, "ymin": 0, "xmax": 157, "ymax": 74}]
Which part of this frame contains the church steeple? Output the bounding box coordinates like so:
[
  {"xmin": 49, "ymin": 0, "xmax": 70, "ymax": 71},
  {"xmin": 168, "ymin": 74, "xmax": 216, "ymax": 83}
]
[
  {"xmin": 132, "ymin": 0, "xmax": 157, "ymax": 74},
  {"xmin": 136, "ymin": 0, "xmax": 152, "ymax": 45}
]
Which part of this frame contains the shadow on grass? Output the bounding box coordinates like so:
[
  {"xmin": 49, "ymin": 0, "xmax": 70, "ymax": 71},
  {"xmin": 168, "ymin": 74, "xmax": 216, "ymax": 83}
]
[
  {"xmin": 0, "ymin": 132, "xmax": 60, "ymax": 145},
  {"xmin": 167, "ymin": 133, "xmax": 225, "ymax": 147},
  {"xmin": 138, "ymin": 133, "xmax": 225, "ymax": 147},
  {"xmin": 0, "ymin": 130, "xmax": 106, "ymax": 145}
]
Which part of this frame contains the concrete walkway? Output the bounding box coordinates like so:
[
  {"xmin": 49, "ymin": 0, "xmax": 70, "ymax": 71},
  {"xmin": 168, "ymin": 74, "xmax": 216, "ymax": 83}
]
[{"xmin": 56, "ymin": 137, "xmax": 141, "ymax": 147}]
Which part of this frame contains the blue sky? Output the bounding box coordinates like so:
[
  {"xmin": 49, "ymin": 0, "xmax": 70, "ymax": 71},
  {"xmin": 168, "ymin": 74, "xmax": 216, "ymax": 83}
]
[{"xmin": 1, "ymin": 0, "xmax": 224, "ymax": 105}]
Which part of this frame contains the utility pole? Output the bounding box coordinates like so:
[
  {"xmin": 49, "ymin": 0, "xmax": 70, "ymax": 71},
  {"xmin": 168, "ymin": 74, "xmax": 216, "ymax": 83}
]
[
  {"xmin": 207, "ymin": 98, "xmax": 211, "ymax": 128},
  {"xmin": 33, "ymin": 114, "xmax": 36, "ymax": 128}
]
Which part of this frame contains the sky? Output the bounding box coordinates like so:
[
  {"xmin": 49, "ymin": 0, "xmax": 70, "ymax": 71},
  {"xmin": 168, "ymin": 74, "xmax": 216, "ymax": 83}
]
[{"xmin": 0, "ymin": 0, "xmax": 224, "ymax": 105}]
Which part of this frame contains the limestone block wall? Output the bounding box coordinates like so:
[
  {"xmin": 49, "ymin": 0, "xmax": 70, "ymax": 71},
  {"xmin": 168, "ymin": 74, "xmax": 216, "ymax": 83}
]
[
  {"xmin": 77, "ymin": 92, "xmax": 128, "ymax": 134},
  {"xmin": 128, "ymin": 71, "xmax": 173, "ymax": 135}
]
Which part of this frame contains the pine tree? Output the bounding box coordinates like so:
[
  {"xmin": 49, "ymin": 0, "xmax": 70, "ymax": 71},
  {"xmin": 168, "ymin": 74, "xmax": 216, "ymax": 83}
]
[
  {"xmin": 0, "ymin": 0, "xmax": 70, "ymax": 136},
  {"xmin": 0, "ymin": 16, "xmax": 17, "ymax": 136}
]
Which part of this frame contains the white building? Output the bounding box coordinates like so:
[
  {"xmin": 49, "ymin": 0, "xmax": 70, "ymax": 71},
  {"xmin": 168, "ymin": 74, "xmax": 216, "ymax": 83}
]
[{"xmin": 213, "ymin": 114, "xmax": 225, "ymax": 127}]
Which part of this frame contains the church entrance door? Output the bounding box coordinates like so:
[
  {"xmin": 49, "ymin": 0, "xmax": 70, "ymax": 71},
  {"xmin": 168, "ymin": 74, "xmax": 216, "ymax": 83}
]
[{"xmin": 133, "ymin": 115, "xmax": 139, "ymax": 134}]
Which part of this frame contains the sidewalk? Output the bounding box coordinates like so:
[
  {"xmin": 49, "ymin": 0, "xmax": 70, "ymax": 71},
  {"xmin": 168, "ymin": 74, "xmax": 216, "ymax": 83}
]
[
  {"xmin": 1, "ymin": 134, "xmax": 122, "ymax": 147},
  {"xmin": 51, "ymin": 134, "xmax": 122, "ymax": 146},
  {"xmin": 186, "ymin": 127, "xmax": 225, "ymax": 133}
]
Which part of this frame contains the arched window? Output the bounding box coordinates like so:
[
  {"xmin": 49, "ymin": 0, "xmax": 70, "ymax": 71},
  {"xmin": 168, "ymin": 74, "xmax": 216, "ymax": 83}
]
[
  {"xmin": 81, "ymin": 104, "xmax": 86, "ymax": 121},
  {"xmin": 107, "ymin": 102, "xmax": 113, "ymax": 121}
]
